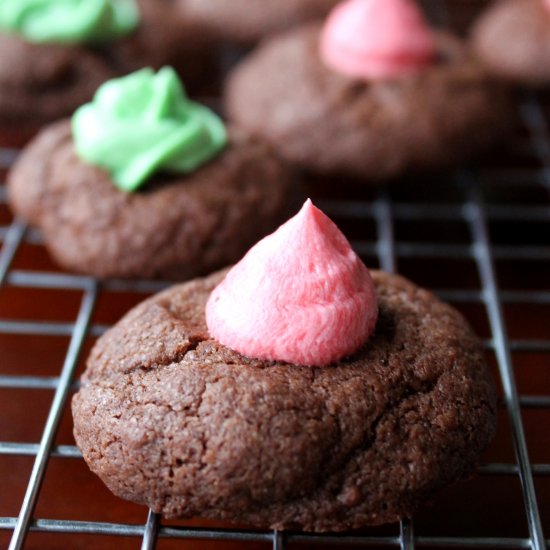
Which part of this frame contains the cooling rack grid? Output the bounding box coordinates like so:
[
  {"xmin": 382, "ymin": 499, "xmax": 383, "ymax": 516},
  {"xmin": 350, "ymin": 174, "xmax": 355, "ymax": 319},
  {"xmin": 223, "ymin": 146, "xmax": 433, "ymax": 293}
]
[{"xmin": 1, "ymin": 3, "xmax": 549, "ymax": 550}]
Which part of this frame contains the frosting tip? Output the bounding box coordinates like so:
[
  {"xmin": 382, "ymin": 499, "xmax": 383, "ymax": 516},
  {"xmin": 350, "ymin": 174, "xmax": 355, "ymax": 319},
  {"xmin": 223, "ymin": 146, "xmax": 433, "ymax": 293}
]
[
  {"xmin": 320, "ymin": 0, "xmax": 436, "ymax": 81},
  {"xmin": 206, "ymin": 200, "xmax": 379, "ymax": 367}
]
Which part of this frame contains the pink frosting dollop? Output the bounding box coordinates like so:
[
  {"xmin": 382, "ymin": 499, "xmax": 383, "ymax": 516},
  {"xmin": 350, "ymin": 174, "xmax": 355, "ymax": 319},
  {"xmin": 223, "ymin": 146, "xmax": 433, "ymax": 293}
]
[
  {"xmin": 206, "ymin": 200, "xmax": 378, "ymax": 367},
  {"xmin": 320, "ymin": 0, "xmax": 436, "ymax": 80}
]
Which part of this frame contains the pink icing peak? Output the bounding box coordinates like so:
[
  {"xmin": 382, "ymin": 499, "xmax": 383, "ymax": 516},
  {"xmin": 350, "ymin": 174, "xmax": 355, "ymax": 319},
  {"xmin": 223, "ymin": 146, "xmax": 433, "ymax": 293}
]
[
  {"xmin": 206, "ymin": 199, "xmax": 379, "ymax": 367},
  {"xmin": 320, "ymin": 0, "xmax": 436, "ymax": 80}
]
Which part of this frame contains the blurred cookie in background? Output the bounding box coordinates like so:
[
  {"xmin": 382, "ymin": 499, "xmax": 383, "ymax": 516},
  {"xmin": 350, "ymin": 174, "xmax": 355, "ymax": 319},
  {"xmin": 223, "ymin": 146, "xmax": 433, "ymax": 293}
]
[
  {"xmin": 471, "ymin": 0, "xmax": 550, "ymax": 87},
  {"xmin": 0, "ymin": 0, "xmax": 214, "ymax": 146},
  {"xmin": 226, "ymin": 0, "xmax": 515, "ymax": 183}
]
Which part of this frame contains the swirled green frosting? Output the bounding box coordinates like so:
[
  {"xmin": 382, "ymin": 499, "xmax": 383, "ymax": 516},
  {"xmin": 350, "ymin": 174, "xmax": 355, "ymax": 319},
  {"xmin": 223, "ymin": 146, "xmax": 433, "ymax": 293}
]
[
  {"xmin": 0, "ymin": 0, "xmax": 139, "ymax": 44},
  {"xmin": 72, "ymin": 67, "xmax": 228, "ymax": 192}
]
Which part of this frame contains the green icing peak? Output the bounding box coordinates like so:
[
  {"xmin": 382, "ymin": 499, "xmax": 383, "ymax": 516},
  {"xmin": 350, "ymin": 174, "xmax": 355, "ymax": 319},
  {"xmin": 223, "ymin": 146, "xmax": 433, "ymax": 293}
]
[
  {"xmin": 0, "ymin": 0, "xmax": 139, "ymax": 44},
  {"xmin": 72, "ymin": 68, "xmax": 228, "ymax": 192}
]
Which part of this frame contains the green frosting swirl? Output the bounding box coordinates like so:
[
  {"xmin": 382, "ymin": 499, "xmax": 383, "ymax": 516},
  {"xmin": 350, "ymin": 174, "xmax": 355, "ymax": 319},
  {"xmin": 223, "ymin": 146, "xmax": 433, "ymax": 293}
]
[
  {"xmin": 0, "ymin": 0, "xmax": 139, "ymax": 44},
  {"xmin": 72, "ymin": 68, "xmax": 228, "ymax": 192}
]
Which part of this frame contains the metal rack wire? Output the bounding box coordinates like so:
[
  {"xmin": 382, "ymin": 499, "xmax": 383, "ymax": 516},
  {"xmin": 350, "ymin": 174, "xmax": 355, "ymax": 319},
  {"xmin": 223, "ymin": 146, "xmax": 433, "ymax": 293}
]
[{"xmin": 1, "ymin": 5, "xmax": 549, "ymax": 550}]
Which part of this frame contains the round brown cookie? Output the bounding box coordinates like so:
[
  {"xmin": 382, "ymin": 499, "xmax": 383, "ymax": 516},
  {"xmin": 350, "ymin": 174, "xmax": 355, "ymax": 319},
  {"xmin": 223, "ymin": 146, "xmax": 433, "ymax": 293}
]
[
  {"xmin": 7, "ymin": 121, "xmax": 295, "ymax": 280},
  {"xmin": 72, "ymin": 269, "xmax": 497, "ymax": 531},
  {"xmin": 225, "ymin": 25, "xmax": 514, "ymax": 181},
  {"xmin": 471, "ymin": 0, "xmax": 550, "ymax": 87},
  {"xmin": 180, "ymin": 0, "xmax": 339, "ymax": 45},
  {"xmin": 0, "ymin": 0, "xmax": 213, "ymax": 147}
]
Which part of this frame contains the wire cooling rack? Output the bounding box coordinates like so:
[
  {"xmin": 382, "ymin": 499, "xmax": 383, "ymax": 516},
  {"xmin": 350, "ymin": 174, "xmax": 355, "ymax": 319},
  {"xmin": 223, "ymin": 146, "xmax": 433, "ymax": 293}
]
[{"xmin": 1, "ymin": 3, "xmax": 549, "ymax": 550}]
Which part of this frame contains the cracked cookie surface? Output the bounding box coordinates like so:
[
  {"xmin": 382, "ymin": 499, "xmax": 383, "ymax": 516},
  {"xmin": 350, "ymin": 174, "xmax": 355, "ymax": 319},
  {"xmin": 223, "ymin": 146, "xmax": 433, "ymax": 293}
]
[{"xmin": 72, "ymin": 269, "xmax": 497, "ymax": 531}]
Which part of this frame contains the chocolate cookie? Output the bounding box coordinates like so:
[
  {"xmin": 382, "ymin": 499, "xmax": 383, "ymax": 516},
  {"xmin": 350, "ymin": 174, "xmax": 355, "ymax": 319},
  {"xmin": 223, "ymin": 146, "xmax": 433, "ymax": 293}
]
[
  {"xmin": 72, "ymin": 269, "xmax": 497, "ymax": 531},
  {"xmin": 0, "ymin": 0, "xmax": 212, "ymax": 146},
  {"xmin": 226, "ymin": 25, "xmax": 513, "ymax": 181},
  {"xmin": 181, "ymin": 0, "xmax": 339, "ymax": 45},
  {"xmin": 7, "ymin": 121, "xmax": 295, "ymax": 280},
  {"xmin": 471, "ymin": 0, "xmax": 550, "ymax": 87}
]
